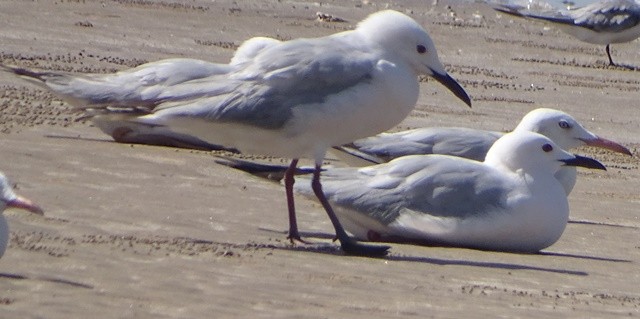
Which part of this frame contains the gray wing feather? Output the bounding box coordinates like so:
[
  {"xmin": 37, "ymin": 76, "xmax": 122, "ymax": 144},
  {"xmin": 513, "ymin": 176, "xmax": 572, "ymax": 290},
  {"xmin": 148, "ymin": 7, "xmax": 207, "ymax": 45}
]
[
  {"xmin": 151, "ymin": 37, "xmax": 376, "ymax": 130},
  {"xmin": 502, "ymin": 0, "xmax": 640, "ymax": 32},
  {"xmin": 2, "ymin": 59, "xmax": 231, "ymax": 109},
  {"xmin": 571, "ymin": 0, "xmax": 640, "ymax": 32},
  {"xmin": 297, "ymin": 155, "xmax": 512, "ymax": 226},
  {"xmin": 494, "ymin": 0, "xmax": 640, "ymax": 32},
  {"xmin": 352, "ymin": 128, "xmax": 504, "ymax": 162}
]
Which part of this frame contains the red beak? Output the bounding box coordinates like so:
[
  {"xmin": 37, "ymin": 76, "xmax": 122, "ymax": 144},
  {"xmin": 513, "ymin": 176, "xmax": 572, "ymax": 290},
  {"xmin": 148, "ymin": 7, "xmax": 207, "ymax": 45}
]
[
  {"xmin": 6, "ymin": 195, "xmax": 44, "ymax": 215},
  {"xmin": 581, "ymin": 136, "xmax": 632, "ymax": 156}
]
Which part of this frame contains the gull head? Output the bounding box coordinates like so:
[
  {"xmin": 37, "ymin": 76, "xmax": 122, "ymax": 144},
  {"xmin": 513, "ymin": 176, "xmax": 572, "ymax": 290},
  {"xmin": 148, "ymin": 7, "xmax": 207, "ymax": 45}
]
[
  {"xmin": 357, "ymin": 10, "xmax": 471, "ymax": 107},
  {"xmin": 515, "ymin": 108, "xmax": 632, "ymax": 156},
  {"xmin": 485, "ymin": 131, "xmax": 606, "ymax": 175},
  {"xmin": 0, "ymin": 172, "xmax": 44, "ymax": 216}
]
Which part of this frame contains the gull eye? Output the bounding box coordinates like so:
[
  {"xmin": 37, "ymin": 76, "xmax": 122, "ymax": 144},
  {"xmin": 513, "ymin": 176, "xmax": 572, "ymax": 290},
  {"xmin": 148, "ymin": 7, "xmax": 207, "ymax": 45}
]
[
  {"xmin": 416, "ymin": 44, "xmax": 427, "ymax": 54},
  {"xmin": 542, "ymin": 143, "xmax": 553, "ymax": 152},
  {"xmin": 558, "ymin": 120, "xmax": 571, "ymax": 129}
]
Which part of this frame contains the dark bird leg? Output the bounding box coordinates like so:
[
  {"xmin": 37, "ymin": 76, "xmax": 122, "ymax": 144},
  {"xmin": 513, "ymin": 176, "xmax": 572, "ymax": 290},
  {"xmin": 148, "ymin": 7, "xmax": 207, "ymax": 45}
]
[
  {"xmin": 310, "ymin": 164, "xmax": 390, "ymax": 257},
  {"xmin": 606, "ymin": 44, "xmax": 615, "ymax": 66},
  {"xmin": 285, "ymin": 159, "xmax": 306, "ymax": 243}
]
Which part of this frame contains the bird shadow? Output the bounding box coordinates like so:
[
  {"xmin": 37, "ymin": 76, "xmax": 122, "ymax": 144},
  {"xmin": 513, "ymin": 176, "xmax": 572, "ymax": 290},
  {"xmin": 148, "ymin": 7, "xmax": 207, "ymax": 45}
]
[
  {"xmin": 286, "ymin": 229, "xmax": 629, "ymax": 262},
  {"xmin": 537, "ymin": 251, "xmax": 631, "ymax": 263},
  {"xmin": 568, "ymin": 219, "xmax": 639, "ymax": 229},
  {"xmin": 45, "ymin": 133, "xmax": 114, "ymax": 144},
  {"xmin": 258, "ymin": 229, "xmax": 624, "ymax": 276},
  {"xmin": 0, "ymin": 272, "xmax": 94, "ymax": 289},
  {"xmin": 386, "ymin": 255, "xmax": 589, "ymax": 276},
  {"xmin": 45, "ymin": 133, "xmax": 238, "ymax": 152},
  {"xmin": 272, "ymin": 243, "xmax": 589, "ymax": 276}
]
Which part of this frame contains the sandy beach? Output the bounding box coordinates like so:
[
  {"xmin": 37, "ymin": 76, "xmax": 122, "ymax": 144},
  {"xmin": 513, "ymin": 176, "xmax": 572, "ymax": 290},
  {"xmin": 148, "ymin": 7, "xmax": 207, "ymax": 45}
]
[{"xmin": 0, "ymin": 0, "xmax": 639, "ymax": 317}]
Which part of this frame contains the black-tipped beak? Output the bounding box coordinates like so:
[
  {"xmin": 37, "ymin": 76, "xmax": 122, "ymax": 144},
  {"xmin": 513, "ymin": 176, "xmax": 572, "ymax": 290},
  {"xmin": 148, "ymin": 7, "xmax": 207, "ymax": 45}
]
[
  {"xmin": 560, "ymin": 154, "xmax": 606, "ymax": 171},
  {"xmin": 431, "ymin": 70, "xmax": 472, "ymax": 108}
]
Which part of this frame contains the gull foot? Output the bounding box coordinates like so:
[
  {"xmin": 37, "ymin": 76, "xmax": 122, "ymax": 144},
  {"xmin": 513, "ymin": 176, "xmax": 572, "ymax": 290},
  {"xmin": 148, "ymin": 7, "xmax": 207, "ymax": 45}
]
[{"xmin": 287, "ymin": 231, "xmax": 310, "ymax": 244}]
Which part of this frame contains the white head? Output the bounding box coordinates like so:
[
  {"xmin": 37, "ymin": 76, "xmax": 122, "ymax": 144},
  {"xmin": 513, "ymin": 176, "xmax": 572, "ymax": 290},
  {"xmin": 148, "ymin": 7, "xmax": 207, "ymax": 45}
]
[
  {"xmin": 514, "ymin": 108, "xmax": 631, "ymax": 155},
  {"xmin": 0, "ymin": 172, "xmax": 43, "ymax": 258},
  {"xmin": 484, "ymin": 131, "xmax": 606, "ymax": 175},
  {"xmin": 230, "ymin": 37, "xmax": 281, "ymax": 66},
  {"xmin": 356, "ymin": 10, "xmax": 471, "ymax": 107}
]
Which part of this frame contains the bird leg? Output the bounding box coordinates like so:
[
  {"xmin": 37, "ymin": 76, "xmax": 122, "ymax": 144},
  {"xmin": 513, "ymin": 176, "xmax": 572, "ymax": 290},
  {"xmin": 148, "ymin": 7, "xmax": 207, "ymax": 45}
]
[
  {"xmin": 310, "ymin": 164, "xmax": 390, "ymax": 257},
  {"xmin": 284, "ymin": 159, "xmax": 307, "ymax": 243},
  {"xmin": 606, "ymin": 44, "xmax": 615, "ymax": 66}
]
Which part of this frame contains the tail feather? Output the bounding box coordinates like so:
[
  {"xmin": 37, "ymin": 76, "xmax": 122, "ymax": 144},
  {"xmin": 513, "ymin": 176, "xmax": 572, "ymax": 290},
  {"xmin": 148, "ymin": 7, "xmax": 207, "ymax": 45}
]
[
  {"xmin": 0, "ymin": 64, "xmax": 58, "ymax": 91},
  {"xmin": 214, "ymin": 157, "xmax": 316, "ymax": 182},
  {"xmin": 491, "ymin": 4, "xmax": 571, "ymax": 25},
  {"xmin": 492, "ymin": 3, "xmax": 534, "ymax": 17},
  {"xmin": 0, "ymin": 64, "xmax": 48, "ymax": 80},
  {"xmin": 331, "ymin": 145, "xmax": 385, "ymax": 167}
]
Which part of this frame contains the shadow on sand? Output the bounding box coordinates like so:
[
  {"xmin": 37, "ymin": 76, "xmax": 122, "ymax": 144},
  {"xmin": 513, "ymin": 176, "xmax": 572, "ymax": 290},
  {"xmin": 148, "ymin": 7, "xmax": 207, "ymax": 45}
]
[
  {"xmin": 257, "ymin": 228, "xmax": 635, "ymax": 276},
  {"xmin": 0, "ymin": 272, "xmax": 94, "ymax": 289}
]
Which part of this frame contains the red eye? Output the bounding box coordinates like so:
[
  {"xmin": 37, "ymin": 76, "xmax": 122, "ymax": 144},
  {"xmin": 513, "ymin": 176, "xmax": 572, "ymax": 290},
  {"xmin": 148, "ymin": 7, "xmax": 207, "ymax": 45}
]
[
  {"xmin": 542, "ymin": 144, "xmax": 553, "ymax": 152},
  {"xmin": 417, "ymin": 44, "xmax": 427, "ymax": 54}
]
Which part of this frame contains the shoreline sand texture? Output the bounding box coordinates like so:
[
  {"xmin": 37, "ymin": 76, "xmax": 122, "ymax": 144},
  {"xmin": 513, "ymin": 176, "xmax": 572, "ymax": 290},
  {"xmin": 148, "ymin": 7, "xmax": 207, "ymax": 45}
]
[{"xmin": 0, "ymin": 0, "xmax": 639, "ymax": 317}]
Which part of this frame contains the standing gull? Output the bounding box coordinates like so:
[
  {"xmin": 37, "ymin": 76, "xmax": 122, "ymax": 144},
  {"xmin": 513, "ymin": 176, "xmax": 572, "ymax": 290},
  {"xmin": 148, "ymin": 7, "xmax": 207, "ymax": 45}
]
[
  {"xmin": 493, "ymin": 0, "xmax": 640, "ymax": 65},
  {"xmin": 5, "ymin": 10, "xmax": 471, "ymax": 256},
  {"xmin": 218, "ymin": 131, "xmax": 606, "ymax": 252},
  {"xmin": 333, "ymin": 108, "xmax": 631, "ymax": 194},
  {"xmin": 0, "ymin": 172, "xmax": 44, "ymax": 258}
]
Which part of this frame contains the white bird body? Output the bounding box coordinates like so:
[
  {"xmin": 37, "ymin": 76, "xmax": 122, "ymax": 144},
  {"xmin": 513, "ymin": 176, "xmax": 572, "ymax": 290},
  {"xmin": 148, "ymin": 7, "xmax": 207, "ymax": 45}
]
[
  {"xmin": 294, "ymin": 131, "xmax": 605, "ymax": 252},
  {"xmin": 552, "ymin": 0, "xmax": 640, "ymax": 44},
  {"xmin": 493, "ymin": 0, "xmax": 640, "ymax": 65},
  {"xmin": 122, "ymin": 10, "xmax": 470, "ymax": 163},
  {"xmin": 334, "ymin": 108, "xmax": 631, "ymax": 195},
  {"xmin": 146, "ymin": 48, "xmax": 421, "ymax": 160}
]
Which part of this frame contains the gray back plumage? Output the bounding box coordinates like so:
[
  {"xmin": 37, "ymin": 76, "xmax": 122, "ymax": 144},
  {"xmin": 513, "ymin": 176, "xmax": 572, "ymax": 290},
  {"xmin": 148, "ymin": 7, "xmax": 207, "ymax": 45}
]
[
  {"xmin": 352, "ymin": 127, "xmax": 504, "ymax": 162},
  {"xmin": 150, "ymin": 37, "xmax": 376, "ymax": 130},
  {"xmin": 296, "ymin": 155, "xmax": 513, "ymax": 226}
]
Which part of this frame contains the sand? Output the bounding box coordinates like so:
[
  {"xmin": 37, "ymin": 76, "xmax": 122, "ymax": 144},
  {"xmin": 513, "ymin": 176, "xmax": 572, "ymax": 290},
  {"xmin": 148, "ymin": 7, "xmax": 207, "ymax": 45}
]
[{"xmin": 0, "ymin": 0, "xmax": 639, "ymax": 317}]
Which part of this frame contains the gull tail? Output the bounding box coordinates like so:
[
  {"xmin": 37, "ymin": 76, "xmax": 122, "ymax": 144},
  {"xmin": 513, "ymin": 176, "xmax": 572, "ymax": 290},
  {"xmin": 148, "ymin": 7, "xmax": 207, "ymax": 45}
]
[
  {"xmin": 330, "ymin": 145, "xmax": 385, "ymax": 167},
  {"xmin": 491, "ymin": 4, "xmax": 528, "ymax": 18},
  {"xmin": 0, "ymin": 64, "xmax": 58, "ymax": 90},
  {"xmin": 0, "ymin": 64, "xmax": 46, "ymax": 80},
  {"xmin": 214, "ymin": 157, "xmax": 316, "ymax": 182},
  {"xmin": 491, "ymin": 4, "xmax": 572, "ymax": 25},
  {"xmin": 0, "ymin": 63, "xmax": 127, "ymax": 109}
]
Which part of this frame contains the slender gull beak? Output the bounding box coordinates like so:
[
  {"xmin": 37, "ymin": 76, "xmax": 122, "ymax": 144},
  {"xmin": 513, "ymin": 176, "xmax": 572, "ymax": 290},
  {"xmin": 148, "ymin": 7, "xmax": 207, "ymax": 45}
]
[
  {"xmin": 430, "ymin": 69, "xmax": 472, "ymax": 108},
  {"xmin": 580, "ymin": 136, "xmax": 632, "ymax": 156},
  {"xmin": 560, "ymin": 154, "xmax": 606, "ymax": 171},
  {"xmin": 6, "ymin": 195, "xmax": 44, "ymax": 215}
]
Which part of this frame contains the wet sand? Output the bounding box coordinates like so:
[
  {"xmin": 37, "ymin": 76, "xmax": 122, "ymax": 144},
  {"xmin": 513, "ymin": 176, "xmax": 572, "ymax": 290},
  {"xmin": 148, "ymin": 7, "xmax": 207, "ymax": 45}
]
[{"xmin": 0, "ymin": 0, "xmax": 639, "ymax": 317}]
